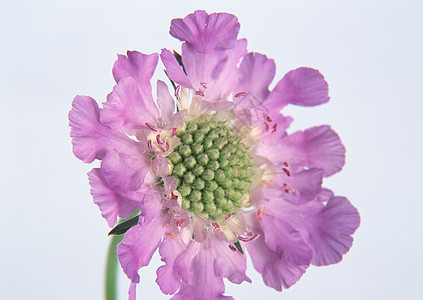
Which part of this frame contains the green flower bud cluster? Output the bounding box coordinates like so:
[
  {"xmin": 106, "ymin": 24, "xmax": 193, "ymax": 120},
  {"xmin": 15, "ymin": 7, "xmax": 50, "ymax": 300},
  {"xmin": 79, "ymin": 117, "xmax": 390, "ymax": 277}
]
[{"xmin": 169, "ymin": 116, "xmax": 253, "ymax": 220}]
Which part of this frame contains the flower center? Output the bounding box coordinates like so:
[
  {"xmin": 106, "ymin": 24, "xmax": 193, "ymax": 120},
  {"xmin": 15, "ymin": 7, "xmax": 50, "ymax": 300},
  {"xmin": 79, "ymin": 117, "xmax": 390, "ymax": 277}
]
[{"xmin": 169, "ymin": 115, "xmax": 253, "ymax": 220}]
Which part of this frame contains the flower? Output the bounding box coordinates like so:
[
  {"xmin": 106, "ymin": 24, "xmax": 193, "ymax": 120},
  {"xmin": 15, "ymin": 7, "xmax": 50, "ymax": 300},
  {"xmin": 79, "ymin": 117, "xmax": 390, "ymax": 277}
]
[{"xmin": 69, "ymin": 10, "xmax": 360, "ymax": 299}]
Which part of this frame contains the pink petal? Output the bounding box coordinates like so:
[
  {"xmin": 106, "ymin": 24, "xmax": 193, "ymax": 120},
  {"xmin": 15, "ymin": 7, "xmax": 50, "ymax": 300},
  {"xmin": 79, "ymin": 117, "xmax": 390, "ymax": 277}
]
[
  {"xmin": 156, "ymin": 80, "xmax": 176, "ymax": 126},
  {"xmin": 88, "ymin": 168, "xmax": 138, "ymax": 227},
  {"xmin": 68, "ymin": 95, "xmax": 137, "ymax": 163},
  {"xmin": 210, "ymin": 234, "xmax": 251, "ymax": 284},
  {"xmin": 100, "ymin": 149, "xmax": 150, "ymax": 192},
  {"xmin": 265, "ymin": 191, "xmax": 360, "ymax": 266},
  {"xmin": 156, "ymin": 236, "xmax": 187, "ymax": 295},
  {"xmin": 128, "ymin": 282, "xmax": 137, "ymax": 300},
  {"xmin": 100, "ymin": 77, "xmax": 159, "ymax": 130},
  {"xmin": 260, "ymin": 214, "xmax": 312, "ymax": 265},
  {"xmin": 265, "ymin": 125, "xmax": 346, "ymax": 177},
  {"xmin": 160, "ymin": 49, "xmax": 192, "ymax": 88},
  {"xmin": 266, "ymin": 67, "xmax": 329, "ymax": 110},
  {"xmin": 234, "ymin": 52, "xmax": 275, "ymax": 105},
  {"xmin": 170, "ymin": 10, "xmax": 239, "ymax": 51},
  {"xmin": 172, "ymin": 242, "xmax": 229, "ymax": 300},
  {"xmin": 118, "ymin": 214, "xmax": 166, "ymax": 283},
  {"xmin": 174, "ymin": 241, "xmax": 199, "ymax": 284},
  {"xmin": 245, "ymin": 234, "xmax": 307, "ymax": 291}
]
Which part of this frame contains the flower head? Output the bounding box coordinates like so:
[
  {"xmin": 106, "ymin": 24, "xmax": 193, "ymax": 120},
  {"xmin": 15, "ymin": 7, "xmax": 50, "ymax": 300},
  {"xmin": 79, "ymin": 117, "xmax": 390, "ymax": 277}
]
[{"xmin": 69, "ymin": 10, "xmax": 360, "ymax": 299}]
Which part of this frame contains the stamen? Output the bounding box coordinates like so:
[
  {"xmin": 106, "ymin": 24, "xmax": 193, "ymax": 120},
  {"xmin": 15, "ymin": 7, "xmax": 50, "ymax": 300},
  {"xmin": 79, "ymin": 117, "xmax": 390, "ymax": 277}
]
[
  {"xmin": 282, "ymin": 167, "xmax": 291, "ymax": 177},
  {"xmin": 170, "ymin": 192, "xmax": 178, "ymax": 200},
  {"xmin": 235, "ymin": 92, "xmax": 247, "ymax": 98},
  {"xmin": 212, "ymin": 222, "xmax": 220, "ymax": 232},
  {"xmin": 166, "ymin": 232, "xmax": 179, "ymax": 239},
  {"xmin": 238, "ymin": 232, "xmax": 261, "ymax": 242},
  {"xmin": 264, "ymin": 122, "xmax": 270, "ymax": 132},
  {"xmin": 272, "ymin": 124, "xmax": 278, "ymax": 133},
  {"xmin": 283, "ymin": 183, "xmax": 295, "ymax": 193},
  {"xmin": 283, "ymin": 162, "xmax": 289, "ymax": 167},
  {"xmin": 195, "ymin": 90, "xmax": 204, "ymax": 97},
  {"xmin": 255, "ymin": 208, "xmax": 265, "ymax": 221},
  {"xmin": 176, "ymin": 219, "xmax": 184, "ymax": 227},
  {"xmin": 156, "ymin": 134, "xmax": 162, "ymax": 144},
  {"xmin": 147, "ymin": 140, "xmax": 152, "ymax": 150},
  {"xmin": 200, "ymin": 82, "xmax": 207, "ymax": 89},
  {"xmin": 225, "ymin": 213, "xmax": 236, "ymax": 221},
  {"xmin": 262, "ymin": 180, "xmax": 272, "ymax": 185},
  {"xmin": 228, "ymin": 244, "xmax": 237, "ymax": 252},
  {"xmin": 175, "ymin": 85, "xmax": 180, "ymax": 98},
  {"xmin": 264, "ymin": 114, "xmax": 272, "ymax": 122},
  {"xmin": 172, "ymin": 128, "xmax": 177, "ymax": 136},
  {"xmin": 145, "ymin": 122, "xmax": 157, "ymax": 132}
]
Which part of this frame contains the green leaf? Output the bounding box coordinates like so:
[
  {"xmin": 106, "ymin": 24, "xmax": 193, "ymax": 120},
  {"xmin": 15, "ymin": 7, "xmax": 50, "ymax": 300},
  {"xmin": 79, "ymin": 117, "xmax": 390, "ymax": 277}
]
[
  {"xmin": 234, "ymin": 241, "xmax": 244, "ymax": 255},
  {"xmin": 108, "ymin": 215, "xmax": 139, "ymax": 236}
]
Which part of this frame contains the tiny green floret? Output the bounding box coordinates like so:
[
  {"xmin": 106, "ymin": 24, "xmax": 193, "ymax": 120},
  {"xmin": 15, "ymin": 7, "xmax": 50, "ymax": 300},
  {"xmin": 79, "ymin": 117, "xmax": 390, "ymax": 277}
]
[{"xmin": 170, "ymin": 115, "xmax": 253, "ymax": 220}]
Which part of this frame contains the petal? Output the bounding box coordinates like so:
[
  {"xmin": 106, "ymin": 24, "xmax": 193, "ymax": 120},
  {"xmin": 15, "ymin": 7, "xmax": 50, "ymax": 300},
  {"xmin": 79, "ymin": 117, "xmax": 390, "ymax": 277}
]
[
  {"xmin": 88, "ymin": 168, "xmax": 138, "ymax": 227},
  {"xmin": 234, "ymin": 53, "xmax": 276, "ymax": 105},
  {"xmin": 156, "ymin": 236, "xmax": 187, "ymax": 295},
  {"xmin": 266, "ymin": 67, "xmax": 329, "ymax": 110},
  {"xmin": 118, "ymin": 214, "xmax": 166, "ymax": 283},
  {"xmin": 174, "ymin": 241, "xmax": 199, "ymax": 283},
  {"xmin": 267, "ymin": 125, "xmax": 346, "ymax": 177},
  {"xmin": 156, "ymin": 80, "xmax": 176, "ymax": 126},
  {"xmin": 172, "ymin": 242, "xmax": 229, "ymax": 300},
  {"xmin": 170, "ymin": 10, "xmax": 239, "ymax": 51},
  {"xmin": 128, "ymin": 282, "xmax": 137, "ymax": 300},
  {"xmin": 113, "ymin": 50, "xmax": 158, "ymax": 86},
  {"xmin": 100, "ymin": 149, "xmax": 150, "ymax": 192},
  {"xmin": 245, "ymin": 234, "xmax": 307, "ymax": 291},
  {"xmin": 260, "ymin": 213, "xmax": 312, "ymax": 265},
  {"xmin": 68, "ymin": 95, "xmax": 137, "ymax": 163},
  {"xmin": 265, "ymin": 191, "xmax": 360, "ymax": 266},
  {"xmin": 211, "ymin": 235, "xmax": 251, "ymax": 284},
  {"xmin": 100, "ymin": 77, "xmax": 159, "ymax": 130},
  {"xmin": 160, "ymin": 49, "xmax": 192, "ymax": 88}
]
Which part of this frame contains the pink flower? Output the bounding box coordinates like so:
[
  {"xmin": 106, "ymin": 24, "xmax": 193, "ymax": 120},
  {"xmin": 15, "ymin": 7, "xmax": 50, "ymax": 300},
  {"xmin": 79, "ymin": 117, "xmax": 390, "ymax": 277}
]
[{"xmin": 69, "ymin": 10, "xmax": 360, "ymax": 299}]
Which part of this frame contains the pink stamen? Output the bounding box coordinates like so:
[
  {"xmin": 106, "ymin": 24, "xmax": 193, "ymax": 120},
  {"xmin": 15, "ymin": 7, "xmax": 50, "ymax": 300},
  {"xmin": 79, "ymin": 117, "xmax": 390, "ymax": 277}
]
[
  {"xmin": 166, "ymin": 232, "xmax": 179, "ymax": 239},
  {"xmin": 265, "ymin": 114, "xmax": 272, "ymax": 122},
  {"xmin": 235, "ymin": 92, "xmax": 247, "ymax": 98},
  {"xmin": 170, "ymin": 192, "xmax": 178, "ymax": 200},
  {"xmin": 238, "ymin": 232, "xmax": 261, "ymax": 242},
  {"xmin": 264, "ymin": 122, "xmax": 270, "ymax": 132},
  {"xmin": 282, "ymin": 167, "xmax": 291, "ymax": 177},
  {"xmin": 200, "ymin": 82, "xmax": 207, "ymax": 89},
  {"xmin": 176, "ymin": 219, "xmax": 184, "ymax": 227},
  {"xmin": 212, "ymin": 222, "xmax": 220, "ymax": 231},
  {"xmin": 225, "ymin": 213, "xmax": 236, "ymax": 221},
  {"xmin": 283, "ymin": 161, "xmax": 289, "ymax": 167},
  {"xmin": 174, "ymin": 85, "xmax": 180, "ymax": 98},
  {"xmin": 283, "ymin": 183, "xmax": 295, "ymax": 193},
  {"xmin": 147, "ymin": 140, "xmax": 152, "ymax": 150},
  {"xmin": 228, "ymin": 244, "xmax": 237, "ymax": 252},
  {"xmin": 145, "ymin": 122, "xmax": 157, "ymax": 131},
  {"xmin": 272, "ymin": 124, "xmax": 278, "ymax": 133},
  {"xmin": 156, "ymin": 134, "xmax": 162, "ymax": 144},
  {"xmin": 255, "ymin": 208, "xmax": 265, "ymax": 221},
  {"xmin": 195, "ymin": 90, "xmax": 204, "ymax": 97},
  {"xmin": 172, "ymin": 128, "xmax": 177, "ymax": 136}
]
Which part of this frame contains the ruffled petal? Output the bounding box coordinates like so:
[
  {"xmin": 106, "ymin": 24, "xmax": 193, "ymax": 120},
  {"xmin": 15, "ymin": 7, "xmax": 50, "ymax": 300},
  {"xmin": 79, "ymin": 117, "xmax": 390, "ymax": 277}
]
[
  {"xmin": 100, "ymin": 149, "xmax": 150, "ymax": 192},
  {"xmin": 88, "ymin": 168, "xmax": 138, "ymax": 227},
  {"xmin": 265, "ymin": 191, "xmax": 360, "ymax": 266},
  {"xmin": 266, "ymin": 67, "xmax": 329, "ymax": 110},
  {"xmin": 100, "ymin": 77, "xmax": 159, "ymax": 130},
  {"xmin": 234, "ymin": 53, "xmax": 275, "ymax": 105},
  {"xmin": 156, "ymin": 236, "xmax": 187, "ymax": 295},
  {"xmin": 260, "ymin": 214, "xmax": 312, "ymax": 265},
  {"xmin": 245, "ymin": 234, "xmax": 307, "ymax": 292},
  {"xmin": 264, "ymin": 125, "xmax": 346, "ymax": 177},
  {"xmin": 68, "ymin": 95, "xmax": 138, "ymax": 163},
  {"xmin": 170, "ymin": 10, "xmax": 239, "ymax": 51},
  {"xmin": 156, "ymin": 80, "xmax": 176, "ymax": 126},
  {"xmin": 160, "ymin": 49, "xmax": 192, "ymax": 88},
  {"xmin": 172, "ymin": 241, "xmax": 229, "ymax": 300},
  {"xmin": 118, "ymin": 213, "xmax": 166, "ymax": 283}
]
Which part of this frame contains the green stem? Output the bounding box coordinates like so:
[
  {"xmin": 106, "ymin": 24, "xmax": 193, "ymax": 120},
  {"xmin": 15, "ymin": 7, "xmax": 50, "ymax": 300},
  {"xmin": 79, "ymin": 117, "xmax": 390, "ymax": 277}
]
[{"xmin": 105, "ymin": 234, "xmax": 124, "ymax": 300}]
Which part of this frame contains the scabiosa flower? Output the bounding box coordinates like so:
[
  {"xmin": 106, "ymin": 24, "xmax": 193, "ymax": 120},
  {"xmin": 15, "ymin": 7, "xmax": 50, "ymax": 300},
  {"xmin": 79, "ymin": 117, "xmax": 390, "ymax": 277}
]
[{"xmin": 69, "ymin": 10, "xmax": 360, "ymax": 299}]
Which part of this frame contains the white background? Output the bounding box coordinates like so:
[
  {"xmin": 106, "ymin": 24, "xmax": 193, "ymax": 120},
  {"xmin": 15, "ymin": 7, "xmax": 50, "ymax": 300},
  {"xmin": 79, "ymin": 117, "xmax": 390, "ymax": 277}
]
[{"xmin": 1, "ymin": 0, "xmax": 422, "ymax": 299}]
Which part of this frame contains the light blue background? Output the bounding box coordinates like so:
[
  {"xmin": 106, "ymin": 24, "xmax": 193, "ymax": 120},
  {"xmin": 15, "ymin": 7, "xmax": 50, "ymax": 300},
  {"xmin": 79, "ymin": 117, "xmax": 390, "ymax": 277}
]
[{"xmin": 1, "ymin": 0, "xmax": 422, "ymax": 299}]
